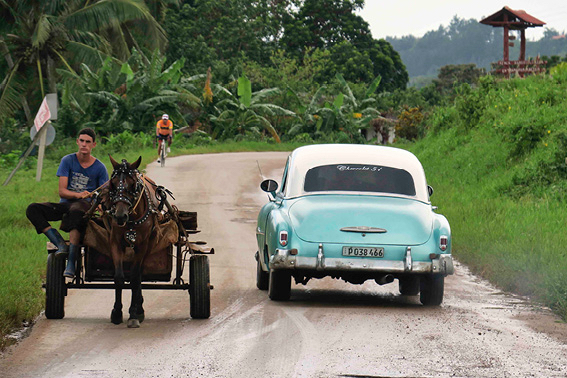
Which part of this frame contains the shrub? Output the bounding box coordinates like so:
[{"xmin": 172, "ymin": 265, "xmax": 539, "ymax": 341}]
[{"xmin": 395, "ymin": 106, "xmax": 424, "ymax": 141}]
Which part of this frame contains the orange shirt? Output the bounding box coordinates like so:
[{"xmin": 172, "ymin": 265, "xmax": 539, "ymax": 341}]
[{"xmin": 156, "ymin": 119, "xmax": 173, "ymax": 136}]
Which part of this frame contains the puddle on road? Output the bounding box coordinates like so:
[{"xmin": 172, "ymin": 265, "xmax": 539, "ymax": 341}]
[{"xmin": 230, "ymin": 218, "xmax": 257, "ymax": 224}]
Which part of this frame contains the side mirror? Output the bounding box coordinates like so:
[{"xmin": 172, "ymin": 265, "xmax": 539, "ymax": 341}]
[
  {"xmin": 428, "ymin": 185, "xmax": 434, "ymax": 197},
  {"xmin": 261, "ymin": 179, "xmax": 278, "ymax": 193}
]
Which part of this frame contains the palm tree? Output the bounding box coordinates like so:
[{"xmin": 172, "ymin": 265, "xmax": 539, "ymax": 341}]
[{"xmin": 0, "ymin": 0, "xmax": 166, "ymax": 123}]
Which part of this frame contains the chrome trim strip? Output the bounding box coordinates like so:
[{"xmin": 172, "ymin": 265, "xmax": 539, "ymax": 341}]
[{"xmin": 340, "ymin": 226, "xmax": 387, "ymax": 233}]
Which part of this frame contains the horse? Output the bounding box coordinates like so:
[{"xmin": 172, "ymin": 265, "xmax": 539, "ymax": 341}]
[{"xmin": 106, "ymin": 155, "xmax": 159, "ymax": 328}]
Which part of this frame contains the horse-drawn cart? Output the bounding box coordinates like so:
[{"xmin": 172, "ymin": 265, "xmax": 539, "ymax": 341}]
[{"xmin": 43, "ymin": 157, "xmax": 214, "ymax": 326}]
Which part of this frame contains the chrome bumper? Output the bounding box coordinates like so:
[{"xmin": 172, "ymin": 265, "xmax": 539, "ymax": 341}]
[{"xmin": 269, "ymin": 247, "xmax": 454, "ymax": 275}]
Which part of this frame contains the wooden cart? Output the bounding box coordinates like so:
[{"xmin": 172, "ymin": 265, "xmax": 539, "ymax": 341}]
[{"xmin": 43, "ymin": 210, "xmax": 214, "ymax": 320}]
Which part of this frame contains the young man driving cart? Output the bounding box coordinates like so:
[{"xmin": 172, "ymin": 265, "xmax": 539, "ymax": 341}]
[{"xmin": 26, "ymin": 128, "xmax": 108, "ymax": 278}]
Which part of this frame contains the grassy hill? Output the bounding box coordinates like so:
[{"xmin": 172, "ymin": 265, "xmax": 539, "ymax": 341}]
[{"xmin": 406, "ymin": 71, "xmax": 567, "ymax": 319}]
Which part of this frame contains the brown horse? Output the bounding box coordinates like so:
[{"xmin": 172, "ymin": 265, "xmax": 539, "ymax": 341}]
[{"xmin": 107, "ymin": 156, "xmax": 159, "ymax": 328}]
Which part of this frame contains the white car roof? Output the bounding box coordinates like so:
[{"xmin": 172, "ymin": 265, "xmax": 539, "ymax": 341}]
[{"xmin": 283, "ymin": 144, "xmax": 430, "ymax": 202}]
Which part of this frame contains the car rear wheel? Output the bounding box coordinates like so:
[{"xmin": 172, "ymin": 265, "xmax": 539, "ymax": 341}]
[
  {"xmin": 268, "ymin": 269, "xmax": 291, "ymax": 301},
  {"xmin": 256, "ymin": 254, "xmax": 269, "ymax": 290},
  {"xmin": 399, "ymin": 276, "xmax": 420, "ymax": 296},
  {"xmin": 420, "ymin": 274, "xmax": 444, "ymax": 306}
]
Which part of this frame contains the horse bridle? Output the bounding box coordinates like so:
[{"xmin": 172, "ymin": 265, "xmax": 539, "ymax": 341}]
[{"xmin": 109, "ymin": 160, "xmax": 154, "ymax": 226}]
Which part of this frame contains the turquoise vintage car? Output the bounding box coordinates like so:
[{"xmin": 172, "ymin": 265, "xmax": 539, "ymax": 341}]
[{"xmin": 255, "ymin": 144, "xmax": 453, "ymax": 305}]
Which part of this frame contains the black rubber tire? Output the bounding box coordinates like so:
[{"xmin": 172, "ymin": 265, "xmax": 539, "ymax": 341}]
[
  {"xmin": 399, "ymin": 276, "xmax": 420, "ymax": 296},
  {"xmin": 256, "ymin": 254, "xmax": 269, "ymax": 290},
  {"xmin": 268, "ymin": 269, "xmax": 291, "ymax": 301},
  {"xmin": 45, "ymin": 253, "xmax": 66, "ymax": 319},
  {"xmin": 420, "ymin": 275, "xmax": 444, "ymax": 306},
  {"xmin": 189, "ymin": 255, "xmax": 211, "ymax": 319},
  {"xmin": 160, "ymin": 141, "xmax": 166, "ymax": 167}
]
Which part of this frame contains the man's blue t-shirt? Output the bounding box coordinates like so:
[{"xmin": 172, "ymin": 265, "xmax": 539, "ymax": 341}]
[{"xmin": 56, "ymin": 153, "xmax": 109, "ymax": 203}]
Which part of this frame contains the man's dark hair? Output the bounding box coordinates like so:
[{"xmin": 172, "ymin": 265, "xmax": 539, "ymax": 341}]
[{"xmin": 78, "ymin": 128, "xmax": 96, "ymax": 142}]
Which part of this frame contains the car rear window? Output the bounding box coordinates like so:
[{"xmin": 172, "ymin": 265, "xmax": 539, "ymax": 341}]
[{"xmin": 304, "ymin": 164, "xmax": 416, "ymax": 196}]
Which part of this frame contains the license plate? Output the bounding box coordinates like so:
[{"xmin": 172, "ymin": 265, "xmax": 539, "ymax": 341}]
[{"xmin": 342, "ymin": 246, "xmax": 384, "ymax": 258}]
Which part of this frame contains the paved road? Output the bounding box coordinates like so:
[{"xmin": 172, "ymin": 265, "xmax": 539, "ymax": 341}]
[{"xmin": 1, "ymin": 152, "xmax": 567, "ymax": 378}]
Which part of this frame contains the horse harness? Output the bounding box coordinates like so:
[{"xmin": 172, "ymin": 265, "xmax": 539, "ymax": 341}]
[{"xmin": 109, "ymin": 160, "xmax": 156, "ymax": 247}]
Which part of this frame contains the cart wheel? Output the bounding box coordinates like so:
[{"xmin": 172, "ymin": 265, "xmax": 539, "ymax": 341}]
[
  {"xmin": 268, "ymin": 269, "xmax": 291, "ymax": 301},
  {"xmin": 189, "ymin": 255, "xmax": 210, "ymax": 319},
  {"xmin": 45, "ymin": 253, "xmax": 66, "ymax": 319},
  {"xmin": 256, "ymin": 253, "xmax": 268, "ymax": 290}
]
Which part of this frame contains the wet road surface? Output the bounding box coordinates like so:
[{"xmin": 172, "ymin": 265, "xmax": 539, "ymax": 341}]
[{"xmin": 1, "ymin": 152, "xmax": 566, "ymax": 378}]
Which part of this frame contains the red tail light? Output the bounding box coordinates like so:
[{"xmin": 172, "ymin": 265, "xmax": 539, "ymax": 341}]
[
  {"xmin": 279, "ymin": 231, "xmax": 288, "ymax": 246},
  {"xmin": 440, "ymin": 235, "xmax": 448, "ymax": 251}
]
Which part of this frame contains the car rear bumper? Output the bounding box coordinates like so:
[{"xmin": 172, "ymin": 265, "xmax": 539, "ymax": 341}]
[{"xmin": 270, "ymin": 247, "xmax": 454, "ymax": 276}]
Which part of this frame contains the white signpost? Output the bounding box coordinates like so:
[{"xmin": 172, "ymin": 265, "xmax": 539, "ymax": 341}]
[
  {"xmin": 2, "ymin": 94, "xmax": 57, "ymax": 186},
  {"xmin": 34, "ymin": 94, "xmax": 57, "ymax": 182}
]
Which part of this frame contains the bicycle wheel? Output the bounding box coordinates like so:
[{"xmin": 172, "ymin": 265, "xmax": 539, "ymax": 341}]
[{"xmin": 160, "ymin": 140, "xmax": 165, "ymax": 167}]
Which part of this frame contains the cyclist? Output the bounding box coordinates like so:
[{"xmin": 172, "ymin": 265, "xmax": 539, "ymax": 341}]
[{"xmin": 156, "ymin": 114, "xmax": 173, "ymax": 163}]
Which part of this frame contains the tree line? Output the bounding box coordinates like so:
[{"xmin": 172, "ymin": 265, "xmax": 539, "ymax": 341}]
[
  {"xmin": 0, "ymin": 0, "xmax": 411, "ymax": 150},
  {"xmin": 387, "ymin": 16, "xmax": 567, "ymax": 80},
  {"xmin": 3, "ymin": 1, "xmax": 566, "ymax": 155}
]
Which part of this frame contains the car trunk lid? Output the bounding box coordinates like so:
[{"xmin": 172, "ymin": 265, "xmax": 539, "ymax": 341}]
[{"xmin": 288, "ymin": 195, "xmax": 433, "ymax": 245}]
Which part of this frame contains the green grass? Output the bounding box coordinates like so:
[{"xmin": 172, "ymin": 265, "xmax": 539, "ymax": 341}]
[{"xmin": 406, "ymin": 74, "xmax": 567, "ymax": 320}]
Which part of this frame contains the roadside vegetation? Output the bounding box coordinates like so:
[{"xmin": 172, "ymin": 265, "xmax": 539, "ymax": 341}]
[
  {"xmin": 408, "ymin": 69, "xmax": 567, "ymax": 320},
  {"xmin": 3, "ymin": 0, "xmax": 567, "ymax": 350}
]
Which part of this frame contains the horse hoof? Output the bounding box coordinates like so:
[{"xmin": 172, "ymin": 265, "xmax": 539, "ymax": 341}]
[
  {"xmin": 111, "ymin": 309, "xmax": 123, "ymax": 325},
  {"xmin": 137, "ymin": 313, "xmax": 145, "ymax": 323},
  {"xmin": 127, "ymin": 319, "xmax": 140, "ymax": 328}
]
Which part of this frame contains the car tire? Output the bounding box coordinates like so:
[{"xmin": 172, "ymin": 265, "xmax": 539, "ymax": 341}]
[
  {"xmin": 419, "ymin": 274, "xmax": 444, "ymax": 306},
  {"xmin": 256, "ymin": 255, "xmax": 269, "ymax": 290},
  {"xmin": 45, "ymin": 253, "xmax": 66, "ymax": 319},
  {"xmin": 268, "ymin": 269, "xmax": 291, "ymax": 301},
  {"xmin": 399, "ymin": 276, "xmax": 420, "ymax": 296}
]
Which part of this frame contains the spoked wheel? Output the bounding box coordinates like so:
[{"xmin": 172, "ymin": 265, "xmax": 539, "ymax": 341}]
[
  {"xmin": 268, "ymin": 269, "xmax": 291, "ymax": 301},
  {"xmin": 160, "ymin": 140, "xmax": 166, "ymax": 167},
  {"xmin": 189, "ymin": 255, "xmax": 211, "ymax": 319},
  {"xmin": 420, "ymin": 274, "xmax": 445, "ymax": 306},
  {"xmin": 256, "ymin": 252, "xmax": 268, "ymax": 290},
  {"xmin": 45, "ymin": 253, "xmax": 66, "ymax": 319},
  {"xmin": 399, "ymin": 275, "xmax": 420, "ymax": 296}
]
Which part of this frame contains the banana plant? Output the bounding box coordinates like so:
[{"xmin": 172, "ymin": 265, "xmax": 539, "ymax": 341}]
[
  {"xmin": 58, "ymin": 49, "xmax": 200, "ymax": 135},
  {"xmin": 287, "ymin": 74, "xmax": 383, "ymax": 139},
  {"xmin": 210, "ymin": 74, "xmax": 296, "ymax": 142}
]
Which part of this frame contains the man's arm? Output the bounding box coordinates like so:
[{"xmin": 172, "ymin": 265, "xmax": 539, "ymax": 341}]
[{"xmin": 58, "ymin": 176, "xmax": 90, "ymax": 200}]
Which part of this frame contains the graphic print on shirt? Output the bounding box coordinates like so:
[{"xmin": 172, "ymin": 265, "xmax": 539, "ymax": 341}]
[{"xmin": 69, "ymin": 171, "xmax": 89, "ymax": 192}]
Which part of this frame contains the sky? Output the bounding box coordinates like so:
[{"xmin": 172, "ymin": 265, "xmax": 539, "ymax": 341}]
[{"xmin": 358, "ymin": 1, "xmax": 567, "ymax": 41}]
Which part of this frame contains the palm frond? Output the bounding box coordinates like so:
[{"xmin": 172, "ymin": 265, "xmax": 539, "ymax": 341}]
[
  {"xmin": 0, "ymin": 60, "xmax": 24, "ymax": 118},
  {"xmin": 31, "ymin": 13, "xmax": 53, "ymax": 48},
  {"xmin": 65, "ymin": 0, "xmax": 152, "ymax": 32},
  {"xmin": 66, "ymin": 40, "xmax": 112, "ymax": 68}
]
